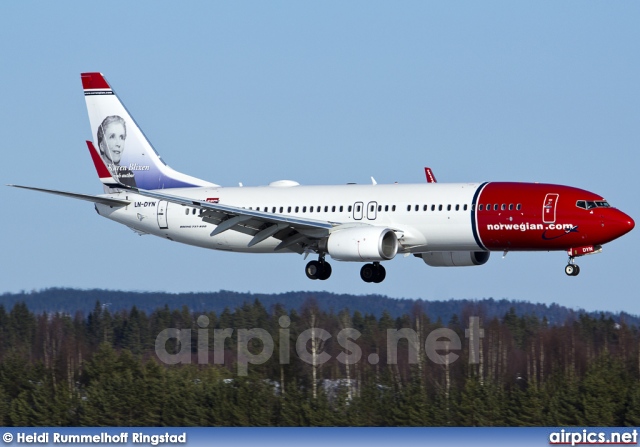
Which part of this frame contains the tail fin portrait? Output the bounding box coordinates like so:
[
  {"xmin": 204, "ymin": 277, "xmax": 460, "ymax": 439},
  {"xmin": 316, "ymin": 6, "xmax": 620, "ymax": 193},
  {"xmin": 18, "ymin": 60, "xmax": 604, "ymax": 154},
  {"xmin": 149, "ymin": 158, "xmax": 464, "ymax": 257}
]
[{"xmin": 81, "ymin": 72, "xmax": 216, "ymax": 190}]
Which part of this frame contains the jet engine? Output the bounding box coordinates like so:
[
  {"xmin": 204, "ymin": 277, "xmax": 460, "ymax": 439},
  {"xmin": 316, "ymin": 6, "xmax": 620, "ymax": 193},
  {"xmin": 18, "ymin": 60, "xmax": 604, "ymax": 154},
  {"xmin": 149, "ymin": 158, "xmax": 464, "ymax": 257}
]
[
  {"xmin": 418, "ymin": 251, "xmax": 490, "ymax": 267},
  {"xmin": 325, "ymin": 227, "xmax": 399, "ymax": 262}
]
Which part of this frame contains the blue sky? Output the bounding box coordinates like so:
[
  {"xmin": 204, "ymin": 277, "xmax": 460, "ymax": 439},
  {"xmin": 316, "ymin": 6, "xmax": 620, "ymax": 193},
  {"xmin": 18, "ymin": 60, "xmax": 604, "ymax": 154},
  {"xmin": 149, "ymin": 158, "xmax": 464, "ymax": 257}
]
[{"xmin": 1, "ymin": 2, "xmax": 638, "ymax": 315}]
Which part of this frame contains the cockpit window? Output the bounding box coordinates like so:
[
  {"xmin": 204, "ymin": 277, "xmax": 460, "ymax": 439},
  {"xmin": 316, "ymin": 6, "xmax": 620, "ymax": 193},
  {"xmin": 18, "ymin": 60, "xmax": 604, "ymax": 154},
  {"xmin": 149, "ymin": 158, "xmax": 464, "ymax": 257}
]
[{"xmin": 576, "ymin": 200, "xmax": 610, "ymax": 210}]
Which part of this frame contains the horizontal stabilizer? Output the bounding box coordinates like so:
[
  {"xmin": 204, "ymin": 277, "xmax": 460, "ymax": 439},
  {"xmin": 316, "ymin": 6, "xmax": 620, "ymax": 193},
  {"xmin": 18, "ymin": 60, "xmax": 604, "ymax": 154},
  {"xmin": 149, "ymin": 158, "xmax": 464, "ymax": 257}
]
[{"xmin": 8, "ymin": 185, "xmax": 130, "ymax": 207}]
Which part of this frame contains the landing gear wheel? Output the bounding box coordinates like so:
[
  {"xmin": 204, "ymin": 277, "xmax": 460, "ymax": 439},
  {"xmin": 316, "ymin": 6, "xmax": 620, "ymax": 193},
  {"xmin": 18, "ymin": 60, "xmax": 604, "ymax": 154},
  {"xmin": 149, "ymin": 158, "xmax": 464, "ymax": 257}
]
[
  {"xmin": 372, "ymin": 263, "xmax": 386, "ymax": 283},
  {"xmin": 360, "ymin": 264, "xmax": 375, "ymax": 283},
  {"xmin": 361, "ymin": 263, "xmax": 387, "ymax": 283},
  {"xmin": 565, "ymin": 264, "xmax": 580, "ymax": 276},
  {"xmin": 306, "ymin": 261, "xmax": 321, "ymax": 280},
  {"xmin": 306, "ymin": 258, "xmax": 332, "ymax": 280},
  {"xmin": 318, "ymin": 262, "xmax": 332, "ymax": 280}
]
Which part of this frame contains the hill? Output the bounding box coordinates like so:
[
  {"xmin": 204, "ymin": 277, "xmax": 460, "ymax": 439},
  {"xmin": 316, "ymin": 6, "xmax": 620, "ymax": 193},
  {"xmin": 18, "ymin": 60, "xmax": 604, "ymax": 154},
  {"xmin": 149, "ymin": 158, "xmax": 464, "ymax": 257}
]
[{"xmin": 1, "ymin": 288, "xmax": 637, "ymax": 326}]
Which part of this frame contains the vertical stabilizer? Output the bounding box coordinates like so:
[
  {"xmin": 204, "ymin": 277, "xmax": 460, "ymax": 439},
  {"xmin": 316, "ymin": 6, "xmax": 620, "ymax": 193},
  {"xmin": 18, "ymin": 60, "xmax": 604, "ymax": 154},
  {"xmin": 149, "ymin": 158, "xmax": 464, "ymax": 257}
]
[{"xmin": 82, "ymin": 72, "xmax": 217, "ymax": 190}]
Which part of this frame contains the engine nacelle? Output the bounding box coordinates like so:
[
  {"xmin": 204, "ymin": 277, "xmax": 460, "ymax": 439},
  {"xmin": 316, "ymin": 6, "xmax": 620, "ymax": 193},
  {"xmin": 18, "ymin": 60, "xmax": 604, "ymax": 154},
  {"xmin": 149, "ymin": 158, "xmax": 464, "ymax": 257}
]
[
  {"xmin": 326, "ymin": 227, "xmax": 398, "ymax": 262},
  {"xmin": 419, "ymin": 251, "xmax": 490, "ymax": 267}
]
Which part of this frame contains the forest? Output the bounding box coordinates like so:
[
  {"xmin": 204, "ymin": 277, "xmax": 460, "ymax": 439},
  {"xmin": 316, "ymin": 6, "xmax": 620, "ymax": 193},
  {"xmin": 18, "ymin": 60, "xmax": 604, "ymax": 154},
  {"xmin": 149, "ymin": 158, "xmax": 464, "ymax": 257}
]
[{"xmin": 0, "ymin": 295, "xmax": 639, "ymax": 427}]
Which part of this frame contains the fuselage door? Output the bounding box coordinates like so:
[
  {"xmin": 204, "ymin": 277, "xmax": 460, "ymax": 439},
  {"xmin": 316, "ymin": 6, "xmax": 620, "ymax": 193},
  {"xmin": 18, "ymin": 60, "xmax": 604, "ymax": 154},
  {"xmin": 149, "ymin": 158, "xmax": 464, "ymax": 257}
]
[
  {"xmin": 157, "ymin": 200, "xmax": 169, "ymax": 229},
  {"xmin": 353, "ymin": 201, "xmax": 364, "ymax": 220},
  {"xmin": 542, "ymin": 193, "xmax": 559, "ymax": 224},
  {"xmin": 367, "ymin": 201, "xmax": 378, "ymax": 220}
]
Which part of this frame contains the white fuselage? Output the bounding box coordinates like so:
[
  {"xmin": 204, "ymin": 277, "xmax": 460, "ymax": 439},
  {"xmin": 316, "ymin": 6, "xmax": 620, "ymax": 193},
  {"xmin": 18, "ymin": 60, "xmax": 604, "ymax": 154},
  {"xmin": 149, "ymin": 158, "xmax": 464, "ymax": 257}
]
[{"xmin": 96, "ymin": 182, "xmax": 483, "ymax": 257}]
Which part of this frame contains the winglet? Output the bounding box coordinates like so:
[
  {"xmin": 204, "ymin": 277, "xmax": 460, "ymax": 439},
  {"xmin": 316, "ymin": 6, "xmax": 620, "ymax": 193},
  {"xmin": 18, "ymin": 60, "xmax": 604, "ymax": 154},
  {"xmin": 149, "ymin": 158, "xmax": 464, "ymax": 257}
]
[{"xmin": 425, "ymin": 167, "xmax": 437, "ymax": 183}]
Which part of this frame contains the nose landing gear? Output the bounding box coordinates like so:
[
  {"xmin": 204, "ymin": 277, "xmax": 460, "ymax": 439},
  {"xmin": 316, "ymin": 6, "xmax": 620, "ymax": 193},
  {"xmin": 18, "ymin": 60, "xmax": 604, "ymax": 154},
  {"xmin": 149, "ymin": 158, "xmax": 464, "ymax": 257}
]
[
  {"xmin": 305, "ymin": 256, "xmax": 332, "ymax": 280},
  {"xmin": 565, "ymin": 258, "xmax": 580, "ymax": 276},
  {"xmin": 360, "ymin": 262, "xmax": 386, "ymax": 283}
]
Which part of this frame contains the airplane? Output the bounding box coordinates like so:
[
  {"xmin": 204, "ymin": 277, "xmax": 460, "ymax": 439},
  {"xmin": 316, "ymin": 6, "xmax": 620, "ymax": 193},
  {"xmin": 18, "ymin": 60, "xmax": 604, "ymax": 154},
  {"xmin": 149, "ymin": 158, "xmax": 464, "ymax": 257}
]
[{"xmin": 9, "ymin": 73, "xmax": 635, "ymax": 283}]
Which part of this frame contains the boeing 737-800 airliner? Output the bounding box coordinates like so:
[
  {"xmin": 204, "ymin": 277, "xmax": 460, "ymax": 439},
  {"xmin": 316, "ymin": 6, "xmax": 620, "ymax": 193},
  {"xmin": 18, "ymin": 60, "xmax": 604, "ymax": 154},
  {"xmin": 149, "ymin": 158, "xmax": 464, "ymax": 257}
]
[{"xmin": 9, "ymin": 73, "xmax": 635, "ymax": 283}]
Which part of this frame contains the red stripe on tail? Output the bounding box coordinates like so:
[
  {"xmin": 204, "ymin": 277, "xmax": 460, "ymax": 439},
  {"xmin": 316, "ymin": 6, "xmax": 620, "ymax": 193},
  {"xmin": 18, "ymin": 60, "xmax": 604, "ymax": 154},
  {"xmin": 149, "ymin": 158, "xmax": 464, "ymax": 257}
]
[
  {"xmin": 81, "ymin": 72, "xmax": 110, "ymax": 90},
  {"xmin": 86, "ymin": 141, "xmax": 113, "ymax": 180}
]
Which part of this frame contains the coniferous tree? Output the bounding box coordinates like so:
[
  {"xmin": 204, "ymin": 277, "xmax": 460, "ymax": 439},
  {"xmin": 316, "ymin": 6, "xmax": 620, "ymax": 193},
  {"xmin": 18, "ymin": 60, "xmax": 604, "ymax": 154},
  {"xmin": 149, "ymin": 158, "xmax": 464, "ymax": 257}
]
[
  {"xmin": 544, "ymin": 370, "xmax": 583, "ymax": 426},
  {"xmin": 580, "ymin": 352, "xmax": 628, "ymax": 426},
  {"xmin": 624, "ymin": 381, "xmax": 640, "ymax": 427}
]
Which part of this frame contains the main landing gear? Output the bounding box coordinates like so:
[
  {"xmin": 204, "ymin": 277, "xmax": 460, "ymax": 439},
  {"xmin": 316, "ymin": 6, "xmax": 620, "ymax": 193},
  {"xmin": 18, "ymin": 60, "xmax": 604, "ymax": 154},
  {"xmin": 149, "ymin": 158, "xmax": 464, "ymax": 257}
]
[
  {"xmin": 565, "ymin": 257, "xmax": 581, "ymax": 276},
  {"xmin": 305, "ymin": 256, "xmax": 332, "ymax": 281},
  {"xmin": 360, "ymin": 262, "xmax": 386, "ymax": 283}
]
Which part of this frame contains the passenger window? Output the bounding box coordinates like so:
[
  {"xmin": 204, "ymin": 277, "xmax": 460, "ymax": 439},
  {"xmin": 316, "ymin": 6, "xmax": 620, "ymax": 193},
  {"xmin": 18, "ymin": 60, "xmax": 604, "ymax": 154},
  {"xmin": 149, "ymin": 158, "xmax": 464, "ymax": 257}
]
[
  {"xmin": 378, "ymin": 205, "xmax": 382, "ymax": 212},
  {"xmin": 185, "ymin": 208, "xmax": 189, "ymax": 215},
  {"xmin": 494, "ymin": 204, "xmax": 498, "ymax": 211},
  {"xmin": 407, "ymin": 205, "xmax": 411, "ymax": 212},
  {"xmin": 287, "ymin": 206, "xmax": 291, "ymax": 213},
  {"xmin": 479, "ymin": 204, "xmax": 483, "ymax": 211},
  {"xmin": 414, "ymin": 204, "xmax": 418, "ymax": 211},
  {"xmin": 438, "ymin": 205, "xmax": 443, "ymax": 211},
  {"xmin": 516, "ymin": 204, "xmax": 521, "ymax": 210},
  {"xmin": 385, "ymin": 205, "xmax": 389, "ymax": 212},
  {"xmin": 303, "ymin": 206, "xmax": 307, "ymax": 213},
  {"xmin": 340, "ymin": 206, "xmax": 344, "ymax": 212},
  {"xmin": 447, "ymin": 204, "xmax": 451, "ymax": 211},
  {"xmin": 309, "ymin": 206, "xmax": 313, "ymax": 213},
  {"xmin": 431, "ymin": 204, "xmax": 435, "ymax": 211},
  {"xmin": 464, "ymin": 204, "xmax": 468, "ymax": 211},
  {"xmin": 332, "ymin": 206, "xmax": 336, "ymax": 212},
  {"xmin": 295, "ymin": 206, "xmax": 299, "ymax": 213},
  {"xmin": 348, "ymin": 205, "xmax": 353, "ymax": 212},
  {"xmin": 324, "ymin": 206, "xmax": 328, "ymax": 212},
  {"xmin": 423, "ymin": 205, "xmax": 428, "ymax": 211},
  {"xmin": 392, "ymin": 205, "xmax": 396, "ymax": 212},
  {"xmin": 501, "ymin": 204, "xmax": 506, "ymax": 211},
  {"xmin": 455, "ymin": 204, "xmax": 460, "ymax": 211},
  {"xmin": 509, "ymin": 204, "xmax": 513, "ymax": 210},
  {"xmin": 279, "ymin": 207, "xmax": 283, "ymax": 213}
]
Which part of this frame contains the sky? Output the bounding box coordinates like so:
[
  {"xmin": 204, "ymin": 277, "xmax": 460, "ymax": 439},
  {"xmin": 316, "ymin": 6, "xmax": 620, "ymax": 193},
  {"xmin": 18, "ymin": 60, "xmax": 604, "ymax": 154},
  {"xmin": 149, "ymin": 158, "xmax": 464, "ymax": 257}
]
[{"xmin": 1, "ymin": 2, "xmax": 638, "ymax": 315}]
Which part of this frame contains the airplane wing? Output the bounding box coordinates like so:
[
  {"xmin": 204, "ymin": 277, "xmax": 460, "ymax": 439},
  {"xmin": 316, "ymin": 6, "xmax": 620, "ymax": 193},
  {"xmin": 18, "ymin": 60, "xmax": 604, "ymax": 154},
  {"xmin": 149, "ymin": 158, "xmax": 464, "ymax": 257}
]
[
  {"xmin": 8, "ymin": 184, "xmax": 130, "ymax": 207},
  {"xmin": 130, "ymin": 187, "xmax": 339, "ymax": 253}
]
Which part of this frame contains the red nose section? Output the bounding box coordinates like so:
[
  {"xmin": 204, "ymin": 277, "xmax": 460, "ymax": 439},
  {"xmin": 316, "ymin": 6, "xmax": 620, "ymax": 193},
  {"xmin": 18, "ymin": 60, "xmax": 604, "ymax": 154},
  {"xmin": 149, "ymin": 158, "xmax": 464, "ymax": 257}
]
[
  {"xmin": 608, "ymin": 210, "xmax": 635, "ymax": 242},
  {"xmin": 623, "ymin": 212, "xmax": 635, "ymax": 233}
]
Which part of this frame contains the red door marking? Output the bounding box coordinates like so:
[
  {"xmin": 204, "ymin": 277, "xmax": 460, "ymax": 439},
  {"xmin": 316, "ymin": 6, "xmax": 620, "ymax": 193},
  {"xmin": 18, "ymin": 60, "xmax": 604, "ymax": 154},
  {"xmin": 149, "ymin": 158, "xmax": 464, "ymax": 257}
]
[{"xmin": 543, "ymin": 193, "xmax": 559, "ymax": 224}]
